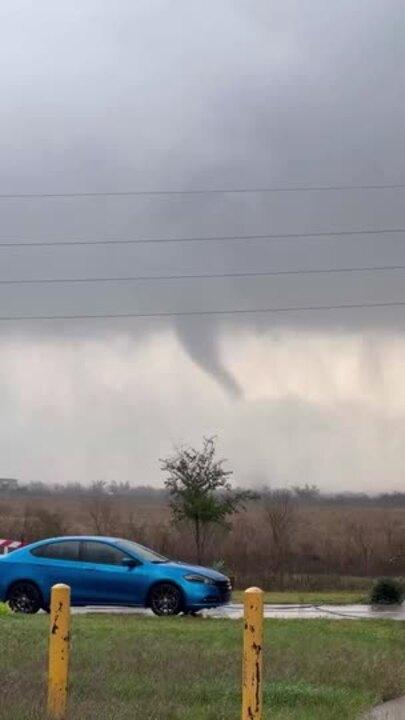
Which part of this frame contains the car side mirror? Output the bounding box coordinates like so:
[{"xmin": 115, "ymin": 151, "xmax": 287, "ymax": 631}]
[{"xmin": 122, "ymin": 557, "xmax": 140, "ymax": 568}]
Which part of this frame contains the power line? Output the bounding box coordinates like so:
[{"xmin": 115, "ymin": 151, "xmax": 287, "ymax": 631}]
[
  {"xmin": 2, "ymin": 264, "xmax": 405, "ymax": 286},
  {"xmin": 0, "ymin": 301, "xmax": 404, "ymax": 322},
  {"xmin": 0, "ymin": 182, "xmax": 405, "ymax": 200},
  {"xmin": 1, "ymin": 227, "xmax": 404, "ymax": 249}
]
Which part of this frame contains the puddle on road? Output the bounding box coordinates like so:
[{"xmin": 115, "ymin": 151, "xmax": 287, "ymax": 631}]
[
  {"xmin": 73, "ymin": 603, "xmax": 405, "ymax": 621},
  {"xmin": 204, "ymin": 603, "xmax": 405, "ymax": 620}
]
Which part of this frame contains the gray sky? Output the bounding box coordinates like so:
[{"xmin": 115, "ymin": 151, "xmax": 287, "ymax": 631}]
[{"xmin": 1, "ymin": 0, "xmax": 405, "ymax": 492}]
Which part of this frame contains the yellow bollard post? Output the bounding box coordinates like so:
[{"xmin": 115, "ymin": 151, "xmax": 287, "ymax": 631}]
[
  {"xmin": 47, "ymin": 584, "xmax": 71, "ymax": 720},
  {"xmin": 242, "ymin": 587, "xmax": 264, "ymax": 720}
]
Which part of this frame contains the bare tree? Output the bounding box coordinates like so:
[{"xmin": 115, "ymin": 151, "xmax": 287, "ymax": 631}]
[
  {"xmin": 346, "ymin": 518, "xmax": 373, "ymax": 575},
  {"xmin": 262, "ymin": 489, "xmax": 296, "ymax": 589},
  {"xmin": 16, "ymin": 505, "xmax": 65, "ymax": 543},
  {"xmin": 87, "ymin": 481, "xmax": 117, "ymax": 535}
]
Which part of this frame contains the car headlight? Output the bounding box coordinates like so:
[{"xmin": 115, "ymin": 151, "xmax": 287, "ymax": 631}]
[{"xmin": 184, "ymin": 574, "xmax": 216, "ymax": 585}]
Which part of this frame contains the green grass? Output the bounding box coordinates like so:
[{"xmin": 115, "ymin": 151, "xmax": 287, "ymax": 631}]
[
  {"xmin": 0, "ymin": 613, "xmax": 404, "ymax": 720},
  {"xmin": 233, "ymin": 590, "xmax": 366, "ymax": 605}
]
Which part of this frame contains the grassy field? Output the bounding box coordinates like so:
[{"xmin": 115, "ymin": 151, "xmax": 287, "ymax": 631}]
[
  {"xmin": 232, "ymin": 590, "xmax": 366, "ymax": 605},
  {"xmin": 1, "ymin": 613, "xmax": 404, "ymax": 720}
]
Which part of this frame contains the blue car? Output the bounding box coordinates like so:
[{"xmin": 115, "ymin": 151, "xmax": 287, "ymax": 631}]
[{"xmin": 0, "ymin": 536, "xmax": 232, "ymax": 616}]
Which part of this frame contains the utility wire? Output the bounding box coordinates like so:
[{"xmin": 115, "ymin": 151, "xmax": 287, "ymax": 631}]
[
  {"xmin": 0, "ymin": 182, "xmax": 405, "ymax": 199},
  {"xmin": 0, "ymin": 301, "xmax": 404, "ymax": 322},
  {"xmin": 0, "ymin": 227, "xmax": 404, "ymax": 249},
  {"xmin": 2, "ymin": 264, "xmax": 405, "ymax": 286}
]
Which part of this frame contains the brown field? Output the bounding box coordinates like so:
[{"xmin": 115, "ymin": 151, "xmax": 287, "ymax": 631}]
[{"xmin": 1, "ymin": 487, "xmax": 404, "ymax": 590}]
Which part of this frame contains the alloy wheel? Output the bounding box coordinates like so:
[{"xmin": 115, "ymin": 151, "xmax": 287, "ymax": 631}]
[
  {"xmin": 150, "ymin": 583, "xmax": 182, "ymax": 616},
  {"xmin": 8, "ymin": 582, "xmax": 41, "ymax": 614}
]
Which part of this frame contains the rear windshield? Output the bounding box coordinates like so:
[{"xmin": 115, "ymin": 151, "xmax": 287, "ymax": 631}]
[{"xmin": 31, "ymin": 541, "xmax": 80, "ymax": 561}]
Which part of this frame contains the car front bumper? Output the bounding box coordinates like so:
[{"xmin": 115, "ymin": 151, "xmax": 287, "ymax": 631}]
[
  {"xmin": 188, "ymin": 595, "xmax": 231, "ymax": 610},
  {"xmin": 184, "ymin": 580, "xmax": 232, "ymax": 609}
]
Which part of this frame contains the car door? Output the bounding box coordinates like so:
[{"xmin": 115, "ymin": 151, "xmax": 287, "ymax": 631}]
[
  {"xmin": 30, "ymin": 540, "xmax": 86, "ymax": 604},
  {"xmin": 79, "ymin": 540, "xmax": 145, "ymax": 605}
]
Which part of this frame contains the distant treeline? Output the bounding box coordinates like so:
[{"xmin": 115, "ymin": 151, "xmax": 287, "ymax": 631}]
[
  {"xmin": 1, "ymin": 478, "xmax": 404, "ymax": 508},
  {"xmin": 1, "ymin": 481, "xmax": 404, "ymax": 589}
]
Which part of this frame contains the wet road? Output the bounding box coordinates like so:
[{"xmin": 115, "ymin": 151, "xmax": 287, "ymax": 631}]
[
  {"xmin": 73, "ymin": 602, "xmax": 405, "ymax": 620},
  {"xmin": 365, "ymin": 696, "xmax": 405, "ymax": 719}
]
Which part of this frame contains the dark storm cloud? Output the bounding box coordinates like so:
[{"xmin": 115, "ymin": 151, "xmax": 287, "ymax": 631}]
[{"xmin": 0, "ymin": 1, "xmax": 405, "ymax": 405}]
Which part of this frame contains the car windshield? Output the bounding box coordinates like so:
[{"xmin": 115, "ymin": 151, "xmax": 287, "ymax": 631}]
[{"xmin": 117, "ymin": 539, "xmax": 168, "ymax": 563}]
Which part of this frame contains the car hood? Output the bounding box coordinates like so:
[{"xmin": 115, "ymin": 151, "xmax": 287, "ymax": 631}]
[{"xmin": 156, "ymin": 561, "xmax": 229, "ymax": 581}]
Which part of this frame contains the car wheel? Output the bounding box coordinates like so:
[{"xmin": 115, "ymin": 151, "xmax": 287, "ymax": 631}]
[
  {"xmin": 149, "ymin": 582, "xmax": 183, "ymax": 616},
  {"xmin": 7, "ymin": 581, "xmax": 42, "ymax": 614}
]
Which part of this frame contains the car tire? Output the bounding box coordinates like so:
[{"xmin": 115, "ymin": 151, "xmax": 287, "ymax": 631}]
[
  {"xmin": 7, "ymin": 581, "xmax": 43, "ymax": 614},
  {"xmin": 149, "ymin": 582, "xmax": 183, "ymax": 616}
]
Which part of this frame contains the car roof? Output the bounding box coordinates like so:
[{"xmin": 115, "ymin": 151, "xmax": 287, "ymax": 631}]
[{"xmin": 29, "ymin": 535, "xmax": 124, "ymax": 546}]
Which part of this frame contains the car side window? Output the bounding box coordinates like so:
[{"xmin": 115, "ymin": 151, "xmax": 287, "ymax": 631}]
[
  {"xmin": 81, "ymin": 541, "xmax": 127, "ymax": 566},
  {"xmin": 31, "ymin": 541, "xmax": 80, "ymax": 561}
]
